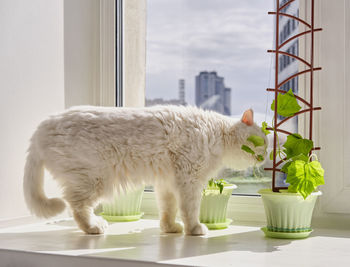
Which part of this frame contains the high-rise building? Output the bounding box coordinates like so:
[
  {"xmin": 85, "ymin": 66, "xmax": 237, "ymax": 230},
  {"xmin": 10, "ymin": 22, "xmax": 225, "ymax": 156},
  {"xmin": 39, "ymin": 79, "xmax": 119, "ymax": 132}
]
[
  {"xmin": 278, "ymin": 0, "xmax": 299, "ymax": 94},
  {"xmin": 178, "ymin": 79, "xmax": 185, "ymax": 105},
  {"xmin": 195, "ymin": 71, "xmax": 231, "ymax": 116},
  {"xmin": 277, "ymin": 0, "xmax": 299, "ymax": 132}
]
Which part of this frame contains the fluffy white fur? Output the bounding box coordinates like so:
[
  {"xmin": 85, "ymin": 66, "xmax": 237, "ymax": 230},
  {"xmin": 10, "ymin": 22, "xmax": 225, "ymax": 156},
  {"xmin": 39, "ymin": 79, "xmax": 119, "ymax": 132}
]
[{"xmin": 23, "ymin": 105, "xmax": 267, "ymax": 235}]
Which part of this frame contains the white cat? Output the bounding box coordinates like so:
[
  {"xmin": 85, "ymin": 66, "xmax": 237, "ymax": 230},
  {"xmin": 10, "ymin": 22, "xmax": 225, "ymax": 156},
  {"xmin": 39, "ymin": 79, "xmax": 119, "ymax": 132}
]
[{"xmin": 23, "ymin": 105, "xmax": 267, "ymax": 235}]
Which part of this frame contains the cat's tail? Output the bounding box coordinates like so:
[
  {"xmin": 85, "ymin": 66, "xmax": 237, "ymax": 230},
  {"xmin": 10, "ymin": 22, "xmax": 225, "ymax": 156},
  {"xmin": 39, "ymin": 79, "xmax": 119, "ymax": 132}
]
[{"xmin": 23, "ymin": 144, "xmax": 66, "ymax": 218}]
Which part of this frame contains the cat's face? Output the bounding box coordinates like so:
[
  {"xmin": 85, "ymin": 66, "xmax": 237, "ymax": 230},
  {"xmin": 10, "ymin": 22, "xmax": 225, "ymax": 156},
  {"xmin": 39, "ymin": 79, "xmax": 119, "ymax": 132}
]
[{"xmin": 224, "ymin": 109, "xmax": 268, "ymax": 170}]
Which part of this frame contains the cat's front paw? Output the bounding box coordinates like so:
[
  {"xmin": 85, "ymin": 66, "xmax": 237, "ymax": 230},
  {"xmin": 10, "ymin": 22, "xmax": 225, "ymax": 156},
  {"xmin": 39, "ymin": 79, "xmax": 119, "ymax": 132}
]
[
  {"xmin": 86, "ymin": 216, "xmax": 108, "ymax": 235},
  {"xmin": 160, "ymin": 221, "xmax": 183, "ymax": 233},
  {"xmin": 185, "ymin": 223, "xmax": 208, "ymax": 236}
]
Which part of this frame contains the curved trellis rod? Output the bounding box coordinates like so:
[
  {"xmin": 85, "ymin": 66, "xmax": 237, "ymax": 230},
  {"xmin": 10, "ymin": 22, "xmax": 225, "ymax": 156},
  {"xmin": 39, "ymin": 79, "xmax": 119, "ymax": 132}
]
[
  {"xmin": 279, "ymin": 0, "xmax": 295, "ymax": 11},
  {"xmin": 277, "ymin": 67, "xmax": 321, "ymax": 89},
  {"xmin": 268, "ymin": 49, "xmax": 312, "ymax": 67},
  {"xmin": 266, "ymin": 127, "xmax": 292, "ymax": 136},
  {"xmin": 279, "ymin": 28, "xmax": 322, "ymax": 50},
  {"xmin": 274, "ymin": 147, "xmax": 321, "ymax": 168},
  {"xmin": 266, "ymin": 88, "xmax": 311, "ymax": 107},
  {"xmin": 275, "ymin": 107, "xmax": 321, "ymax": 128},
  {"xmin": 268, "ymin": 12, "xmax": 312, "ymax": 28}
]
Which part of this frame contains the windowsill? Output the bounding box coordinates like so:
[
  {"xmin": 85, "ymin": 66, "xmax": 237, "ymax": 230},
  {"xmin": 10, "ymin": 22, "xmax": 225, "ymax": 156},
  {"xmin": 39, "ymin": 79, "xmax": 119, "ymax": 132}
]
[{"xmin": 1, "ymin": 216, "xmax": 350, "ymax": 267}]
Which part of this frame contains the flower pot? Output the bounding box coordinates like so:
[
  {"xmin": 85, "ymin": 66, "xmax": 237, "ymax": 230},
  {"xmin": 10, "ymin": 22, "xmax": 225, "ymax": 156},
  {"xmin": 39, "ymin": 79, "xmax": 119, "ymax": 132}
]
[
  {"xmin": 259, "ymin": 188, "xmax": 322, "ymax": 239},
  {"xmin": 199, "ymin": 184, "xmax": 237, "ymax": 229},
  {"xmin": 100, "ymin": 186, "xmax": 145, "ymax": 222}
]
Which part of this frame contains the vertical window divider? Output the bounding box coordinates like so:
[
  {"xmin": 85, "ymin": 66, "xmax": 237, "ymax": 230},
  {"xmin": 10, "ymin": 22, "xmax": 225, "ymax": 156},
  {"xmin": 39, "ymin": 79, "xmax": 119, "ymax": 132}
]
[{"xmin": 116, "ymin": 0, "xmax": 123, "ymax": 107}]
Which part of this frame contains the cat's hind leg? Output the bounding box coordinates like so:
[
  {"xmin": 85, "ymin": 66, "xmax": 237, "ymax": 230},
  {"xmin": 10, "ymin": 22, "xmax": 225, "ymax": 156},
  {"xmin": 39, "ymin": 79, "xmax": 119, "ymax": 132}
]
[
  {"xmin": 155, "ymin": 185, "xmax": 183, "ymax": 233},
  {"xmin": 72, "ymin": 205, "xmax": 108, "ymax": 234},
  {"xmin": 63, "ymin": 176, "xmax": 108, "ymax": 235}
]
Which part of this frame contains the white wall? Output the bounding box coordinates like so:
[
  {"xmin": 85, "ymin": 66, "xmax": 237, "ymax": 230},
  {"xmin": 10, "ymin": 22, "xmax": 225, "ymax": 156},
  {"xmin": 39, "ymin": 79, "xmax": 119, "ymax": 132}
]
[
  {"xmin": 0, "ymin": 0, "xmax": 65, "ymax": 219},
  {"xmin": 0, "ymin": 0, "xmax": 146, "ymax": 220},
  {"xmin": 64, "ymin": 0, "xmax": 100, "ymax": 108}
]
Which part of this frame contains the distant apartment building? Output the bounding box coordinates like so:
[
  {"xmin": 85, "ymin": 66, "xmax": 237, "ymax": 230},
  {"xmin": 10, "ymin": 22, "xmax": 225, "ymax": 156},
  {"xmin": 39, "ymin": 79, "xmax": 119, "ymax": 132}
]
[
  {"xmin": 279, "ymin": 0, "xmax": 299, "ymax": 94},
  {"xmin": 178, "ymin": 79, "xmax": 186, "ymax": 105},
  {"xmin": 271, "ymin": 0, "xmax": 301, "ymax": 183},
  {"xmin": 146, "ymin": 79, "xmax": 187, "ymax": 107},
  {"xmin": 277, "ymin": 0, "xmax": 299, "ymax": 132},
  {"xmin": 195, "ymin": 71, "xmax": 231, "ymax": 116}
]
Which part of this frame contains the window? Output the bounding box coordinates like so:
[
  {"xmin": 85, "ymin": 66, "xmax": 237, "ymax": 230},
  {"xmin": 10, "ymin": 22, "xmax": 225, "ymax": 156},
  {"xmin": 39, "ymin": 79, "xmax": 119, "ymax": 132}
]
[
  {"xmin": 287, "ymin": 20, "xmax": 291, "ymax": 36},
  {"xmin": 280, "ymin": 32, "xmax": 284, "ymax": 44},
  {"xmin": 145, "ymin": 0, "xmax": 283, "ymax": 195},
  {"xmin": 291, "ymin": 44, "xmax": 295, "ymax": 61},
  {"xmin": 279, "ymin": 56, "xmax": 283, "ymax": 72}
]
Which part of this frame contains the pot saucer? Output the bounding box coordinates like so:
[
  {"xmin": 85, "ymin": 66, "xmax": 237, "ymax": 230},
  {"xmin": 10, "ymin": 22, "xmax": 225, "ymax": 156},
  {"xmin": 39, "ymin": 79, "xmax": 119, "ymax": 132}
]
[
  {"xmin": 100, "ymin": 212, "xmax": 144, "ymax": 222},
  {"xmin": 204, "ymin": 219, "xmax": 232, "ymax": 230},
  {"xmin": 261, "ymin": 227, "xmax": 313, "ymax": 239}
]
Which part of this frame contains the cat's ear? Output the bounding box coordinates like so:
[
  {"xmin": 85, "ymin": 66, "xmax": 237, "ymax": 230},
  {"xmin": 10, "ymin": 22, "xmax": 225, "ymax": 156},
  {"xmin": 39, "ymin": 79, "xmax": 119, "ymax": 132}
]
[{"xmin": 241, "ymin": 109, "xmax": 254, "ymax": 126}]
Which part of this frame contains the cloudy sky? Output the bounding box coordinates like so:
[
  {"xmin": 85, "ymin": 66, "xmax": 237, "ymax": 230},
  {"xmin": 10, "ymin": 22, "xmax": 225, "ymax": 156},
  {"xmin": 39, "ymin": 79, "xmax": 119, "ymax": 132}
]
[{"xmin": 145, "ymin": 0, "xmax": 275, "ymax": 120}]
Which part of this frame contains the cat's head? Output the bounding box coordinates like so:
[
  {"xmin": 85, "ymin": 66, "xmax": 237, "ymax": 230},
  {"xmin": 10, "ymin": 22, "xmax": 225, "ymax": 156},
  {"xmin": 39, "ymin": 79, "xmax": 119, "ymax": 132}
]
[{"xmin": 224, "ymin": 109, "xmax": 268, "ymax": 170}]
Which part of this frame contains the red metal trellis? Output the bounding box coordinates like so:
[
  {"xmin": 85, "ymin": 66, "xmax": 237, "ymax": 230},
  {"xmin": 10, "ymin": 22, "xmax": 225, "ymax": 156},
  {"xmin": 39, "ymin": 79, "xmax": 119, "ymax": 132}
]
[{"xmin": 265, "ymin": 0, "xmax": 322, "ymax": 192}]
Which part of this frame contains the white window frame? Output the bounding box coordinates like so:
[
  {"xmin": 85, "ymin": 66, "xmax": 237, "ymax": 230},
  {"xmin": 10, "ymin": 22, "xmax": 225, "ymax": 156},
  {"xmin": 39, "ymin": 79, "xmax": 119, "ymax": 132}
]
[
  {"xmin": 98, "ymin": 0, "xmax": 117, "ymax": 107},
  {"xmin": 64, "ymin": 0, "xmax": 116, "ymax": 108},
  {"xmin": 122, "ymin": 0, "xmax": 146, "ymax": 107}
]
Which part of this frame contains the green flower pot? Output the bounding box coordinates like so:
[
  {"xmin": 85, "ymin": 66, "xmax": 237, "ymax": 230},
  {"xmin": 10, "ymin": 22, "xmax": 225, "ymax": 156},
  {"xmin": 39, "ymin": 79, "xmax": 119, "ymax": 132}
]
[
  {"xmin": 100, "ymin": 186, "xmax": 144, "ymax": 222},
  {"xmin": 200, "ymin": 184, "xmax": 237, "ymax": 229},
  {"xmin": 259, "ymin": 188, "xmax": 321, "ymax": 238}
]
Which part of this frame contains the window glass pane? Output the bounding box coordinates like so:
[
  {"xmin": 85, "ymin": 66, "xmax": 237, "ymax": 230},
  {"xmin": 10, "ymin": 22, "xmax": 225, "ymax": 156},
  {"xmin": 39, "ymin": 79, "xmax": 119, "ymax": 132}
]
[{"xmin": 145, "ymin": 0, "xmax": 299, "ymax": 194}]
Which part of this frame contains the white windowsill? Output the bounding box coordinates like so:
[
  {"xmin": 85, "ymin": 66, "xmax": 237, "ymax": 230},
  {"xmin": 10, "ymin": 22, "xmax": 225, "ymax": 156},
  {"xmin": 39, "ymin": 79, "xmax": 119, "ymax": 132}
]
[{"xmin": 1, "ymin": 214, "xmax": 350, "ymax": 267}]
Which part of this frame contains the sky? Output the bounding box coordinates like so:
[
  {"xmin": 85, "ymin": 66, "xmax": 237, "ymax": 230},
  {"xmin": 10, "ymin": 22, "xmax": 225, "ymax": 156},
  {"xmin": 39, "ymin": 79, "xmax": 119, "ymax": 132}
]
[{"xmin": 145, "ymin": 0, "xmax": 275, "ymax": 120}]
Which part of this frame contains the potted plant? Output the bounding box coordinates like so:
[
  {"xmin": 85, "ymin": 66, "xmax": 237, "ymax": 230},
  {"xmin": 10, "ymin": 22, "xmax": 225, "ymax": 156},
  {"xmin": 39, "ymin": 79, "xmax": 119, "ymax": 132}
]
[
  {"xmin": 100, "ymin": 186, "xmax": 145, "ymax": 222},
  {"xmin": 239, "ymin": 0, "xmax": 324, "ymax": 239},
  {"xmin": 241, "ymin": 89, "xmax": 325, "ymax": 239},
  {"xmin": 199, "ymin": 178, "xmax": 237, "ymax": 230}
]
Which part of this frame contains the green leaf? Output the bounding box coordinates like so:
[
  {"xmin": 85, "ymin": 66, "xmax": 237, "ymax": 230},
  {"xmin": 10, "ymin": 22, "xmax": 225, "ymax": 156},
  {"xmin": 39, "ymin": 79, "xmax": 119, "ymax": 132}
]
[
  {"xmin": 206, "ymin": 179, "xmax": 228, "ymax": 194},
  {"xmin": 288, "ymin": 178, "xmax": 316, "ymax": 199},
  {"xmin": 241, "ymin": 145, "xmax": 255, "ymax": 155},
  {"xmin": 247, "ymin": 135, "xmax": 265, "ymax": 147},
  {"xmin": 283, "ymin": 134, "xmax": 314, "ymax": 159},
  {"xmin": 216, "ymin": 179, "xmax": 227, "ymax": 186},
  {"xmin": 281, "ymin": 154, "xmax": 309, "ymax": 173},
  {"xmin": 218, "ymin": 184, "xmax": 224, "ymax": 194},
  {"xmin": 281, "ymin": 162, "xmax": 291, "ymax": 174},
  {"xmin": 286, "ymin": 160, "xmax": 325, "ymax": 199},
  {"xmin": 256, "ymin": 155, "xmax": 264, "ymax": 162},
  {"xmin": 306, "ymin": 160, "xmax": 325, "ymax": 186},
  {"xmin": 271, "ymin": 89, "xmax": 302, "ymax": 117},
  {"xmin": 261, "ymin": 122, "xmax": 271, "ymax": 135}
]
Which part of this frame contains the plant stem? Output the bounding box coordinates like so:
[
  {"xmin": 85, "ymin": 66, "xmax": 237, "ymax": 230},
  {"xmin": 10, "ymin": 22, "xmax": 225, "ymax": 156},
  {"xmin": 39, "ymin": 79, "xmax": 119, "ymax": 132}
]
[{"xmin": 268, "ymin": 121, "xmax": 287, "ymax": 163}]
